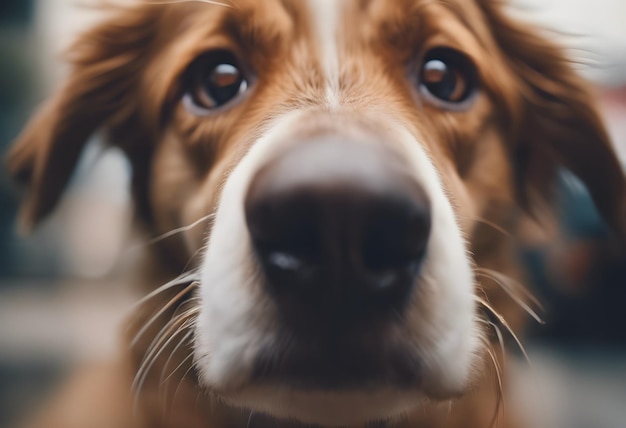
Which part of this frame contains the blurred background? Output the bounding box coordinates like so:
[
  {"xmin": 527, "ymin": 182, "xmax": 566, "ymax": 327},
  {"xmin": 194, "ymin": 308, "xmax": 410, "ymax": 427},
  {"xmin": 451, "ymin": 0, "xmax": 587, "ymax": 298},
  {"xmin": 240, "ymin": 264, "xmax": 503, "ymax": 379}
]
[{"xmin": 0, "ymin": 1, "xmax": 625, "ymax": 427}]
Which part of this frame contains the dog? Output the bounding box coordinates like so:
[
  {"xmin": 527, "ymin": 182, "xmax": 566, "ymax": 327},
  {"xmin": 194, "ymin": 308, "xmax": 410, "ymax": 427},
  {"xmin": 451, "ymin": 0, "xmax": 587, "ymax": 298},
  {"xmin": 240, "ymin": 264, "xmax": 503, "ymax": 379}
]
[{"xmin": 7, "ymin": 0, "xmax": 626, "ymax": 427}]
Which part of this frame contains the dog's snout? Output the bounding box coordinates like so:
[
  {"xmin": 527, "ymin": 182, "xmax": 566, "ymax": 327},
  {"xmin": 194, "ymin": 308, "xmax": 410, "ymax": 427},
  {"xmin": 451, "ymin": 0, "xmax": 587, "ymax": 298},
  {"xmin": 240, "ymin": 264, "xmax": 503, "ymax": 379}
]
[{"xmin": 245, "ymin": 137, "xmax": 431, "ymax": 319}]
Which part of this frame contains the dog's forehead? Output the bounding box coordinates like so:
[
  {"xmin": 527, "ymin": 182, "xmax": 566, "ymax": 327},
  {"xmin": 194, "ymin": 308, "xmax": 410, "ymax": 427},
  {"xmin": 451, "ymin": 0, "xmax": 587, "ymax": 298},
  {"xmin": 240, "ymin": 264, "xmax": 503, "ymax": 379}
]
[{"xmin": 193, "ymin": 0, "xmax": 482, "ymax": 39}]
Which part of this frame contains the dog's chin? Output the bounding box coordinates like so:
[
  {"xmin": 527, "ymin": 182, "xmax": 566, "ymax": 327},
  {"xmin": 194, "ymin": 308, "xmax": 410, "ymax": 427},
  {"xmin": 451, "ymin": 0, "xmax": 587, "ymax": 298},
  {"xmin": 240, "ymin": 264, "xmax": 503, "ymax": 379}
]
[
  {"xmin": 202, "ymin": 344, "xmax": 468, "ymax": 426},
  {"xmin": 217, "ymin": 386, "xmax": 427, "ymax": 426}
]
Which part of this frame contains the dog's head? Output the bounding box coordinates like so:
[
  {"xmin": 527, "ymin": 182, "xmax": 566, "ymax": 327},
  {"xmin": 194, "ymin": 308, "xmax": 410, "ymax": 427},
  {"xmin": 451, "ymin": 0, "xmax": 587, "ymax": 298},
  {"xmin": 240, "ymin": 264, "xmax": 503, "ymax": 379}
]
[{"xmin": 7, "ymin": 0, "xmax": 626, "ymax": 425}]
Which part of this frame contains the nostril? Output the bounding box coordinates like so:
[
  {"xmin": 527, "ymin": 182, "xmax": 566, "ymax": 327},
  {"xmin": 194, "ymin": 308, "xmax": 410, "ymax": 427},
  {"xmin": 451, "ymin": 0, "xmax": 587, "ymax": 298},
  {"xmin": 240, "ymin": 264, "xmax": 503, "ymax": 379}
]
[
  {"xmin": 258, "ymin": 250, "xmax": 322, "ymax": 297},
  {"xmin": 359, "ymin": 196, "xmax": 431, "ymax": 298},
  {"xmin": 363, "ymin": 200, "xmax": 431, "ymax": 267},
  {"xmin": 246, "ymin": 193, "xmax": 325, "ymax": 296}
]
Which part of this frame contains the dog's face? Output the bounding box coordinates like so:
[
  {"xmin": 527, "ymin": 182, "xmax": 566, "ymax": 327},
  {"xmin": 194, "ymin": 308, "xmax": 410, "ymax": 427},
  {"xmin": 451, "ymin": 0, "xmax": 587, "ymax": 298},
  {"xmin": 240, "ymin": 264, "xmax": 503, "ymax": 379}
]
[{"xmin": 7, "ymin": 0, "xmax": 626, "ymax": 426}]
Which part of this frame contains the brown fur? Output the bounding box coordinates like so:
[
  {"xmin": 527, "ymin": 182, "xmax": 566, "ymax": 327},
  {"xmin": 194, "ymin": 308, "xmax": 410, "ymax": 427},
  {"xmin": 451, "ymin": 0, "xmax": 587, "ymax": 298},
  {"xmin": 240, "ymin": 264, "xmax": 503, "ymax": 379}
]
[{"xmin": 8, "ymin": 1, "xmax": 626, "ymax": 427}]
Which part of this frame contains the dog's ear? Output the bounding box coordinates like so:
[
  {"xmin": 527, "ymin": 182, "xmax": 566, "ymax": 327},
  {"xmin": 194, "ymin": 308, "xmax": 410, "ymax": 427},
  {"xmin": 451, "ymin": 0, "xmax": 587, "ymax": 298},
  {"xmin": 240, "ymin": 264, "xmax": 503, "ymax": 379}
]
[
  {"xmin": 6, "ymin": 5, "xmax": 161, "ymax": 231},
  {"xmin": 481, "ymin": 3, "xmax": 626, "ymax": 239}
]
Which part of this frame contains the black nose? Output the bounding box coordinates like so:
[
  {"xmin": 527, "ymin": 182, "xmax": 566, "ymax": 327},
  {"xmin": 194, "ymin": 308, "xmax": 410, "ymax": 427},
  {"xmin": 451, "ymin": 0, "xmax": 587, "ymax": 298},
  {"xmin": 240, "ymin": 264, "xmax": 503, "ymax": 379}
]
[{"xmin": 245, "ymin": 137, "xmax": 431, "ymax": 321}]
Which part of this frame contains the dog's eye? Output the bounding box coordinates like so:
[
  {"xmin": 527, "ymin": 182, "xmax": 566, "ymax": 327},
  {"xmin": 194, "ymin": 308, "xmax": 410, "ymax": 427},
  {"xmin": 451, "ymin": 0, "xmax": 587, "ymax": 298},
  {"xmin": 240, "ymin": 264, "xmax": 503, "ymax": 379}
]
[
  {"xmin": 419, "ymin": 48, "xmax": 478, "ymax": 107},
  {"xmin": 184, "ymin": 51, "xmax": 249, "ymax": 113}
]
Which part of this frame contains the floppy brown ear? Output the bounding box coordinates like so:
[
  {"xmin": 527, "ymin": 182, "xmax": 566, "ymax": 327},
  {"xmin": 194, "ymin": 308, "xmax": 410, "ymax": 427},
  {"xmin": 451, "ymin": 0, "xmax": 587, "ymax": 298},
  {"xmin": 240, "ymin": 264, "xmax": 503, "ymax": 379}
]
[
  {"xmin": 480, "ymin": 3, "xmax": 626, "ymax": 240},
  {"xmin": 6, "ymin": 5, "xmax": 160, "ymax": 231}
]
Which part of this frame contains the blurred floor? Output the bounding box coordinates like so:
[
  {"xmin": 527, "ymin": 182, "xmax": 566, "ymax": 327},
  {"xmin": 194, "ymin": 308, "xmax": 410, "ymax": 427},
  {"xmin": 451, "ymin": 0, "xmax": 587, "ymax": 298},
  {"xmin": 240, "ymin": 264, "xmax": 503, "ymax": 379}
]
[
  {"xmin": 0, "ymin": 280, "xmax": 137, "ymax": 428},
  {"xmin": 512, "ymin": 347, "xmax": 626, "ymax": 428}
]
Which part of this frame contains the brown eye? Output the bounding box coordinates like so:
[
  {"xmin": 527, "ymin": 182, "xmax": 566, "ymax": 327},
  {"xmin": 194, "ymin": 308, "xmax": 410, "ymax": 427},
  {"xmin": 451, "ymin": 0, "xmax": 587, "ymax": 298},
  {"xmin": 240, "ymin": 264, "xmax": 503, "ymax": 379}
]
[
  {"xmin": 184, "ymin": 51, "xmax": 249, "ymax": 113},
  {"xmin": 419, "ymin": 48, "xmax": 478, "ymax": 107}
]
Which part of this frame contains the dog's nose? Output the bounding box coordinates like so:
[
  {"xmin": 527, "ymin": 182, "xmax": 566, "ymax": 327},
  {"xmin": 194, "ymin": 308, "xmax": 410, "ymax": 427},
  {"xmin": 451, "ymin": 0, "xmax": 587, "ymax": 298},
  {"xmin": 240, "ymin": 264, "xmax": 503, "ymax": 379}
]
[{"xmin": 245, "ymin": 137, "xmax": 431, "ymax": 319}]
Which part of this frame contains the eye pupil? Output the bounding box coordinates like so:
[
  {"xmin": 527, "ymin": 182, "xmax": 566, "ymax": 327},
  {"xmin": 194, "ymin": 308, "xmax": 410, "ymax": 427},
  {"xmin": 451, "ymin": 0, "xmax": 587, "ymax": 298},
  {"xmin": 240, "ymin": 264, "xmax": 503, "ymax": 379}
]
[
  {"xmin": 185, "ymin": 51, "xmax": 249, "ymax": 113},
  {"xmin": 204, "ymin": 63, "xmax": 246, "ymax": 106},
  {"xmin": 419, "ymin": 49, "xmax": 476, "ymax": 106},
  {"xmin": 422, "ymin": 59, "xmax": 457, "ymax": 100},
  {"xmin": 211, "ymin": 64, "xmax": 241, "ymax": 86},
  {"xmin": 423, "ymin": 59, "xmax": 447, "ymax": 79}
]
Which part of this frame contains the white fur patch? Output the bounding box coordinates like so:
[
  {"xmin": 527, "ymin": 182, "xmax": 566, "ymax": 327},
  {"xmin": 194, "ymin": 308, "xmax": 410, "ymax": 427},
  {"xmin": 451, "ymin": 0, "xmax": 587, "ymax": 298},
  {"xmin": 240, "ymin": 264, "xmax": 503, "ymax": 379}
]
[{"xmin": 308, "ymin": 0, "xmax": 342, "ymax": 108}]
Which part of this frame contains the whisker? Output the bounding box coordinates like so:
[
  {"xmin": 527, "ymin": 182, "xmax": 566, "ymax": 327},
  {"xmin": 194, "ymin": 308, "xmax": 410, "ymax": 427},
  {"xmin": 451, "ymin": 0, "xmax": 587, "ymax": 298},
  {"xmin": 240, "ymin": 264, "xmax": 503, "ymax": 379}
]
[
  {"xmin": 475, "ymin": 317, "xmax": 506, "ymax": 358},
  {"xmin": 159, "ymin": 323, "xmax": 195, "ymax": 404},
  {"xmin": 130, "ymin": 272, "xmax": 199, "ymax": 312},
  {"xmin": 160, "ymin": 324, "xmax": 195, "ymax": 381},
  {"xmin": 247, "ymin": 410, "xmax": 256, "ymax": 428},
  {"xmin": 135, "ymin": 314, "xmax": 193, "ymax": 388},
  {"xmin": 162, "ymin": 349, "xmax": 194, "ymax": 385},
  {"xmin": 165, "ymin": 354, "xmax": 197, "ymax": 413},
  {"xmin": 481, "ymin": 338, "xmax": 504, "ymax": 428},
  {"xmin": 476, "ymin": 297, "xmax": 533, "ymax": 371},
  {"xmin": 132, "ymin": 282, "xmax": 198, "ymax": 347},
  {"xmin": 476, "ymin": 268, "xmax": 545, "ymax": 311},
  {"xmin": 140, "ymin": 306, "xmax": 195, "ymax": 368},
  {"xmin": 134, "ymin": 213, "xmax": 215, "ymax": 250},
  {"xmin": 134, "ymin": 310, "xmax": 198, "ymax": 412},
  {"xmin": 143, "ymin": 306, "xmax": 200, "ymax": 362},
  {"xmin": 490, "ymin": 320, "xmax": 506, "ymax": 369},
  {"xmin": 161, "ymin": 351, "xmax": 195, "ymax": 417},
  {"xmin": 134, "ymin": 317, "xmax": 196, "ymax": 409},
  {"xmin": 476, "ymin": 271, "xmax": 545, "ymax": 325},
  {"xmin": 181, "ymin": 246, "xmax": 206, "ymax": 276}
]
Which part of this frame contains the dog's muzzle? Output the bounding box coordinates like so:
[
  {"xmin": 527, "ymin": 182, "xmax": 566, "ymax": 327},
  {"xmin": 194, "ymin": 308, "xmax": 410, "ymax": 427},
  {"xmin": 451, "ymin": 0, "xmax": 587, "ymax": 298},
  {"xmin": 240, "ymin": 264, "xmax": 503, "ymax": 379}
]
[{"xmin": 195, "ymin": 117, "xmax": 478, "ymax": 415}]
